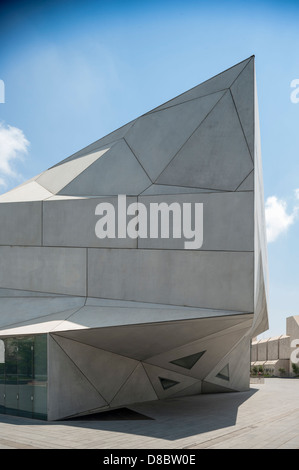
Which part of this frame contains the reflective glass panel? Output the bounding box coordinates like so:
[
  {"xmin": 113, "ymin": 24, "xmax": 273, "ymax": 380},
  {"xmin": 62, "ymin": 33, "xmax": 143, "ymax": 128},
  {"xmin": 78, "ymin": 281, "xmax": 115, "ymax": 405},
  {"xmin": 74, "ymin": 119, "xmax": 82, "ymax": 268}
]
[
  {"xmin": 33, "ymin": 335, "xmax": 47, "ymax": 420},
  {"xmin": 4, "ymin": 338, "xmax": 18, "ymax": 416},
  {"xmin": 0, "ymin": 334, "xmax": 48, "ymax": 420},
  {"xmin": 0, "ymin": 340, "xmax": 4, "ymax": 414},
  {"xmin": 17, "ymin": 336, "xmax": 34, "ymax": 418}
]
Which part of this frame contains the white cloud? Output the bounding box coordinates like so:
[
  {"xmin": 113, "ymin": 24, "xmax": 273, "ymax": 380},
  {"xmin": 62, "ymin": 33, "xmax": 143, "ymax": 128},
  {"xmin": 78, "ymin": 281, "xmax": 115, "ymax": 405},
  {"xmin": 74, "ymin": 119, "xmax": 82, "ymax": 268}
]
[
  {"xmin": 265, "ymin": 196, "xmax": 297, "ymax": 243},
  {"xmin": 0, "ymin": 122, "xmax": 29, "ymax": 187},
  {"xmin": 295, "ymin": 188, "xmax": 299, "ymax": 200}
]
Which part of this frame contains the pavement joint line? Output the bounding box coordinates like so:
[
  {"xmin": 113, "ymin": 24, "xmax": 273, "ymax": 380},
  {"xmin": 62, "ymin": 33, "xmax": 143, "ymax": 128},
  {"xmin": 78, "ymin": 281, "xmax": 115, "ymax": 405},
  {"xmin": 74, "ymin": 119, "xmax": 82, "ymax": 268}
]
[
  {"xmin": 183, "ymin": 424, "xmax": 258, "ymax": 449},
  {"xmin": 183, "ymin": 408, "xmax": 299, "ymax": 449},
  {"xmin": 0, "ymin": 438, "xmax": 39, "ymax": 449}
]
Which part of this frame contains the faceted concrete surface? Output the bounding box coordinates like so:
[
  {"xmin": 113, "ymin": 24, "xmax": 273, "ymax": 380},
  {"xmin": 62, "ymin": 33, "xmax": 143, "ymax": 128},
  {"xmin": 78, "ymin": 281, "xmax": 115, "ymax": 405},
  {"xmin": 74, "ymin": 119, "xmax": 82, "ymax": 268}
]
[
  {"xmin": 0, "ymin": 379, "xmax": 298, "ymax": 449},
  {"xmin": 0, "ymin": 201, "xmax": 42, "ymax": 246},
  {"xmin": 58, "ymin": 140, "xmax": 151, "ymax": 196},
  {"xmin": 43, "ymin": 196, "xmax": 138, "ymax": 248},
  {"xmin": 52, "ymin": 120, "xmax": 136, "ymax": 167},
  {"xmin": 0, "ymin": 246, "xmax": 86, "ymax": 296},
  {"xmin": 125, "ymin": 90, "xmax": 226, "ymax": 180},
  {"xmin": 156, "ymin": 91, "xmax": 253, "ymax": 190},
  {"xmin": 87, "ymin": 249, "xmax": 254, "ymax": 311},
  {"xmin": 36, "ymin": 149, "xmax": 106, "ymax": 194},
  {"xmin": 0, "ymin": 56, "xmax": 268, "ymax": 419},
  {"xmin": 138, "ymin": 192, "xmax": 254, "ymax": 251}
]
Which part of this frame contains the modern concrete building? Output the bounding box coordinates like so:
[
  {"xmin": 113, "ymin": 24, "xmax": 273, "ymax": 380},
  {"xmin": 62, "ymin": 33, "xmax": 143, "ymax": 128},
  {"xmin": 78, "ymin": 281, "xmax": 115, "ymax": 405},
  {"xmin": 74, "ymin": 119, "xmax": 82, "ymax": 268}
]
[
  {"xmin": 251, "ymin": 316, "xmax": 299, "ymax": 376},
  {"xmin": 0, "ymin": 56, "xmax": 268, "ymax": 420}
]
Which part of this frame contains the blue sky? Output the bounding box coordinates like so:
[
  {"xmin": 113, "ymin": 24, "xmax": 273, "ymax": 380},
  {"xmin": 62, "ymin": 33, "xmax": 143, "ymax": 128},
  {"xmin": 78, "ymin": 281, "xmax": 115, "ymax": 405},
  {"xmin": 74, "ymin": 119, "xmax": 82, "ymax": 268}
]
[{"xmin": 0, "ymin": 0, "xmax": 299, "ymax": 337}]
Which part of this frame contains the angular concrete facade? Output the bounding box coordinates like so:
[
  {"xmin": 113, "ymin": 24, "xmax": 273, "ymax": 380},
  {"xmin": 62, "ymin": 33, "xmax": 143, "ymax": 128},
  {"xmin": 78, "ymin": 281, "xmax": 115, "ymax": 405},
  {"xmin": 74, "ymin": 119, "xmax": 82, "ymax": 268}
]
[{"xmin": 0, "ymin": 56, "xmax": 269, "ymax": 420}]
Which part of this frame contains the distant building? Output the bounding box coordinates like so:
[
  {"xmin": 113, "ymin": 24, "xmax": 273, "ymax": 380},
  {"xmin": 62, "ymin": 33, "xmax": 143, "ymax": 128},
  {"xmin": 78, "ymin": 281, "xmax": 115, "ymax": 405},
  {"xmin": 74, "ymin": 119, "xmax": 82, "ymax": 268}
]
[{"xmin": 251, "ymin": 316, "xmax": 299, "ymax": 376}]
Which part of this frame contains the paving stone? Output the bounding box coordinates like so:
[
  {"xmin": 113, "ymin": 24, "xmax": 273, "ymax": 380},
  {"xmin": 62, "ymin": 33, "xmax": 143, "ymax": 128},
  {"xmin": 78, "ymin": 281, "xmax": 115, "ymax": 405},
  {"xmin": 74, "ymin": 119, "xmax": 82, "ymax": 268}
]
[{"xmin": 0, "ymin": 379, "xmax": 298, "ymax": 449}]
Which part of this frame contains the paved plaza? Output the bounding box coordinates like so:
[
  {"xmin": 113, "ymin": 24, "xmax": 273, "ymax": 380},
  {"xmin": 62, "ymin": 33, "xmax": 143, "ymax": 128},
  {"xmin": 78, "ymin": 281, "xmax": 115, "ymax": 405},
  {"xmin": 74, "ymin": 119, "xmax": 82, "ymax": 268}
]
[{"xmin": 0, "ymin": 378, "xmax": 298, "ymax": 449}]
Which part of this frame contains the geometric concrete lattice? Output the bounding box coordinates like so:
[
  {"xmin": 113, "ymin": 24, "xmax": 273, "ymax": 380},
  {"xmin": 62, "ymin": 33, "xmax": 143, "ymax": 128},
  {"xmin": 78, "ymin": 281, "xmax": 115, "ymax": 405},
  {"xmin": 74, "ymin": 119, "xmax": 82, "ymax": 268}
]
[{"xmin": 0, "ymin": 56, "xmax": 268, "ymax": 420}]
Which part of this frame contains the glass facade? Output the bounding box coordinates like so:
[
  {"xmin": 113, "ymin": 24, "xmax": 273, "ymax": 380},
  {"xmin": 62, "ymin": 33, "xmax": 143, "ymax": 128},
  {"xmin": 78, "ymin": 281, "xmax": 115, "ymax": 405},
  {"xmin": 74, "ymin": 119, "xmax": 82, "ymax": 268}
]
[{"xmin": 0, "ymin": 334, "xmax": 47, "ymax": 420}]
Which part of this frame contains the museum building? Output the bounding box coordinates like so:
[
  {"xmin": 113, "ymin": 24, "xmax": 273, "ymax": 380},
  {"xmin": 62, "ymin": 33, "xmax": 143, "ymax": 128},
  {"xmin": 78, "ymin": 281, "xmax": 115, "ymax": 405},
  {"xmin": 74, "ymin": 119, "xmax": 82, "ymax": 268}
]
[{"xmin": 0, "ymin": 56, "xmax": 268, "ymax": 420}]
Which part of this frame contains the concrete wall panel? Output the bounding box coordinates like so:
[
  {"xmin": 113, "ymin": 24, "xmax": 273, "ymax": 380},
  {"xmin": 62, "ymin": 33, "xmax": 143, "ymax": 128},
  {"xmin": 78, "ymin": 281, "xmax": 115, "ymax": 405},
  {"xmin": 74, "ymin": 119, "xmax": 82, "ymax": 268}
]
[
  {"xmin": 138, "ymin": 192, "xmax": 254, "ymax": 251},
  {"xmin": 140, "ymin": 184, "xmax": 221, "ymax": 196},
  {"xmin": 53, "ymin": 335, "xmax": 139, "ymax": 404},
  {"xmin": 143, "ymin": 363, "xmax": 199, "ymax": 399},
  {"xmin": 48, "ymin": 335, "xmax": 107, "ymax": 420},
  {"xmin": 125, "ymin": 91, "xmax": 225, "ymax": 181},
  {"xmin": 88, "ymin": 248, "xmax": 254, "ymax": 311},
  {"xmin": 0, "ymin": 296, "xmax": 84, "ymax": 329},
  {"xmin": 230, "ymin": 59, "xmax": 254, "ymax": 158},
  {"xmin": 144, "ymin": 320, "xmax": 252, "ymax": 381},
  {"xmin": 110, "ymin": 363, "xmax": 157, "ymax": 408},
  {"xmin": 37, "ymin": 149, "xmax": 106, "ymax": 194},
  {"xmin": 205, "ymin": 334, "xmax": 251, "ymax": 392},
  {"xmin": 43, "ymin": 196, "xmax": 137, "ymax": 248},
  {"xmin": 0, "ymin": 181, "xmax": 52, "ymax": 203},
  {"xmin": 0, "ymin": 201, "xmax": 41, "ymax": 246},
  {"xmin": 156, "ymin": 92, "xmax": 253, "ymax": 191},
  {"xmin": 59, "ymin": 139, "xmax": 151, "ymax": 197},
  {"xmin": 0, "ymin": 246, "xmax": 86, "ymax": 296}
]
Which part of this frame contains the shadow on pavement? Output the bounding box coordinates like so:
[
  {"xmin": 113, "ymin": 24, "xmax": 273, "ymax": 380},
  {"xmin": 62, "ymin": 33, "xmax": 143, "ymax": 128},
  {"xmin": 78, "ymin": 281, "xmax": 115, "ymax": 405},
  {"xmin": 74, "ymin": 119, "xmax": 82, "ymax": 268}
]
[
  {"xmin": 60, "ymin": 388, "xmax": 259, "ymax": 441},
  {"xmin": 0, "ymin": 388, "xmax": 259, "ymax": 441}
]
